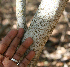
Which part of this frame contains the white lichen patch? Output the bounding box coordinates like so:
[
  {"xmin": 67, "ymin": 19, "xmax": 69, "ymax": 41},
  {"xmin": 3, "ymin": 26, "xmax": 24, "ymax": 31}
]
[{"xmin": 16, "ymin": 0, "xmax": 69, "ymax": 66}]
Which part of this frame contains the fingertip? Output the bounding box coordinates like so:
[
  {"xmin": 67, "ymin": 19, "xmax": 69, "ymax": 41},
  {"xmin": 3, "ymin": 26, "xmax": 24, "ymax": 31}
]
[
  {"xmin": 17, "ymin": 28, "xmax": 24, "ymax": 38},
  {"xmin": 26, "ymin": 51, "xmax": 35, "ymax": 61},
  {"xmin": 27, "ymin": 37, "xmax": 33, "ymax": 44},
  {"xmin": 30, "ymin": 51, "xmax": 35, "ymax": 56},
  {"xmin": 5, "ymin": 29, "xmax": 18, "ymax": 40},
  {"xmin": 11, "ymin": 29, "xmax": 18, "ymax": 32},
  {"xmin": 19, "ymin": 29, "xmax": 24, "ymax": 34},
  {"xmin": 8, "ymin": 29, "xmax": 18, "ymax": 36},
  {"xmin": 18, "ymin": 28, "xmax": 24, "ymax": 33}
]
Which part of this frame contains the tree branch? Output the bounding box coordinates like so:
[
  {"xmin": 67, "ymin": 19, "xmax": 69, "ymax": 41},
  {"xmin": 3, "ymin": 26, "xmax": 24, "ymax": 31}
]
[
  {"xmin": 17, "ymin": 0, "xmax": 69, "ymax": 66},
  {"xmin": 16, "ymin": 0, "xmax": 27, "ymax": 31}
]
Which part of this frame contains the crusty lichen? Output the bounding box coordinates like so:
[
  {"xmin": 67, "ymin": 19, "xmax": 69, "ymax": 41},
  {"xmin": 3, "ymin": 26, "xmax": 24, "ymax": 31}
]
[{"xmin": 17, "ymin": 0, "xmax": 69, "ymax": 67}]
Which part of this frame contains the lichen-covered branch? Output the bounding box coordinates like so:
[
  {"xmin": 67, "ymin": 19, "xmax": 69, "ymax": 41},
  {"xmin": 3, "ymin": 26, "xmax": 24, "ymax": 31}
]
[
  {"xmin": 20, "ymin": 0, "xmax": 69, "ymax": 67},
  {"xmin": 16, "ymin": 0, "xmax": 27, "ymax": 31}
]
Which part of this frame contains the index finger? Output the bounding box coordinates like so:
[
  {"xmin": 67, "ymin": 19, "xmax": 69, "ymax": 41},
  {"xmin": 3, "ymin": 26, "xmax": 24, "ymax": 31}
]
[{"xmin": 0, "ymin": 29, "xmax": 18, "ymax": 54}]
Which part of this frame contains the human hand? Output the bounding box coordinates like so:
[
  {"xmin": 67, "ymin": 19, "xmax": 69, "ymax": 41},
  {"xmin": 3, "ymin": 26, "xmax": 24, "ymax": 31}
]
[{"xmin": 0, "ymin": 28, "xmax": 35, "ymax": 67}]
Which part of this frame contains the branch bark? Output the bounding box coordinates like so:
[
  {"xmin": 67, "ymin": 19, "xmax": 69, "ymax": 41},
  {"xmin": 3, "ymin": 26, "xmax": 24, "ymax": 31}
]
[
  {"xmin": 16, "ymin": 0, "xmax": 69, "ymax": 67},
  {"xmin": 16, "ymin": 0, "xmax": 27, "ymax": 31}
]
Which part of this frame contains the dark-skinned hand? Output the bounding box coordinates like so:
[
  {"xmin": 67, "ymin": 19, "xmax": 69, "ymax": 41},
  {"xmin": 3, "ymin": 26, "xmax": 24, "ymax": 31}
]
[{"xmin": 0, "ymin": 28, "xmax": 35, "ymax": 67}]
